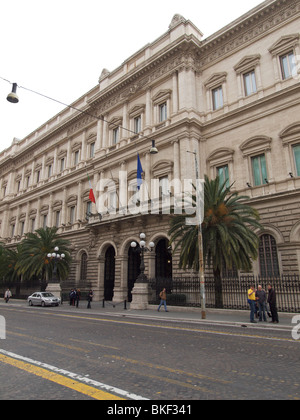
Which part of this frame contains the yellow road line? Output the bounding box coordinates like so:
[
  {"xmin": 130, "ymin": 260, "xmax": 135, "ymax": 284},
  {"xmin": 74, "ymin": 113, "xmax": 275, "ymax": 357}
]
[{"xmin": 0, "ymin": 353, "xmax": 124, "ymax": 400}]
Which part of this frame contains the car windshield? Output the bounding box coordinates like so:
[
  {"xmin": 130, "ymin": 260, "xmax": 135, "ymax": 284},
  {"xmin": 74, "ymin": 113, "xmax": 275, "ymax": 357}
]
[{"xmin": 41, "ymin": 293, "xmax": 54, "ymax": 297}]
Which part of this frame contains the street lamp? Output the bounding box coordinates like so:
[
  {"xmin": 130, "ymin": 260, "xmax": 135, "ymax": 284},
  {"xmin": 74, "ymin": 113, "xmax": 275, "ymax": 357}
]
[
  {"xmin": 131, "ymin": 233, "xmax": 155, "ymax": 283},
  {"xmin": 47, "ymin": 246, "xmax": 65, "ymax": 283}
]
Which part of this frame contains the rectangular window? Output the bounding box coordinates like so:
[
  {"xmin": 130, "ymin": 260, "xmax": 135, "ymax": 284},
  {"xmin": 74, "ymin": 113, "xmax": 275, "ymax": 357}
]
[
  {"xmin": 244, "ymin": 70, "xmax": 257, "ymax": 96},
  {"xmin": 293, "ymin": 144, "xmax": 300, "ymax": 176},
  {"xmin": 90, "ymin": 142, "xmax": 95, "ymax": 158},
  {"xmin": 159, "ymin": 176, "xmax": 169, "ymax": 198},
  {"xmin": 70, "ymin": 206, "xmax": 75, "ymax": 224},
  {"xmin": 60, "ymin": 158, "xmax": 65, "ymax": 172},
  {"xmin": 86, "ymin": 201, "xmax": 92, "ymax": 215},
  {"xmin": 55, "ymin": 211, "xmax": 60, "ymax": 228},
  {"xmin": 48, "ymin": 164, "xmax": 52, "ymax": 178},
  {"xmin": 159, "ymin": 102, "xmax": 167, "ymax": 122},
  {"xmin": 109, "ymin": 191, "xmax": 117, "ymax": 211},
  {"xmin": 31, "ymin": 218, "xmax": 35, "ymax": 233},
  {"xmin": 43, "ymin": 215, "xmax": 47, "ymax": 229},
  {"xmin": 217, "ymin": 165, "xmax": 230, "ymax": 189},
  {"xmin": 36, "ymin": 170, "xmax": 40, "ymax": 183},
  {"xmin": 251, "ymin": 154, "xmax": 268, "ymax": 186},
  {"xmin": 134, "ymin": 116, "xmax": 142, "ymax": 134},
  {"xmin": 113, "ymin": 127, "xmax": 119, "ymax": 145},
  {"xmin": 20, "ymin": 221, "xmax": 25, "ymax": 236},
  {"xmin": 11, "ymin": 224, "xmax": 15, "ymax": 237},
  {"xmin": 280, "ymin": 51, "xmax": 296, "ymax": 80},
  {"xmin": 74, "ymin": 150, "xmax": 80, "ymax": 165},
  {"xmin": 212, "ymin": 86, "xmax": 223, "ymax": 110}
]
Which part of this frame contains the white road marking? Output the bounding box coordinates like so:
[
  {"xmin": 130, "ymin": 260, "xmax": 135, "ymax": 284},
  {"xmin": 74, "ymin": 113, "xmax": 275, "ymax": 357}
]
[{"xmin": 0, "ymin": 349, "xmax": 149, "ymax": 400}]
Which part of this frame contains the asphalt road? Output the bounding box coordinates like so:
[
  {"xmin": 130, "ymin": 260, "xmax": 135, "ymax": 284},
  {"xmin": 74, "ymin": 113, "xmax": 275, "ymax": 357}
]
[{"xmin": 0, "ymin": 302, "xmax": 299, "ymax": 403}]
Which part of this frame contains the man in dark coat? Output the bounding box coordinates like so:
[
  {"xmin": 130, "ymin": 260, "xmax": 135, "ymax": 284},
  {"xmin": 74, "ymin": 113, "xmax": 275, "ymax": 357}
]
[{"xmin": 267, "ymin": 284, "xmax": 279, "ymax": 324}]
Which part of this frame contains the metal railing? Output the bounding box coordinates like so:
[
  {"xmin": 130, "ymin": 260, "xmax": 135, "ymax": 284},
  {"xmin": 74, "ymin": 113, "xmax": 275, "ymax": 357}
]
[{"xmin": 149, "ymin": 275, "xmax": 300, "ymax": 313}]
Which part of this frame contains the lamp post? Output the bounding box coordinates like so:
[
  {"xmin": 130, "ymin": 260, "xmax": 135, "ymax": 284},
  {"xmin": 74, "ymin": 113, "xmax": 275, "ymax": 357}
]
[
  {"xmin": 130, "ymin": 233, "xmax": 155, "ymax": 310},
  {"xmin": 46, "ymin": 246, "xmax": 65, "ymax": 298},
  {"xmin": 131, "ymin": 233, "xmax": 155, "ymax": 283}
]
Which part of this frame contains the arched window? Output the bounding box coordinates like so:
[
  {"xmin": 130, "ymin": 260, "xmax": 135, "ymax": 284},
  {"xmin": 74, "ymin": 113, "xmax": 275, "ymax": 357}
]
[
  {"xmin": 259, "ymin": 234, "xmax": 280, "ymax": 277},
  {"xmin": 80, "ymin": 252, "xmax": 88, "ymax": 282}
]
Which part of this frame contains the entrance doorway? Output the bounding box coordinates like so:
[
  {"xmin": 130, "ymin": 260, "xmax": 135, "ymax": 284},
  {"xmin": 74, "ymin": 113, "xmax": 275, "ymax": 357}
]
[
  {"xmin": 155, "ymin": 238, "xmax": 172, "ymax": 278},
  {"xmin": 127, "ymin": 246, "xmax": 141, "ymax": 302},
  {"xmin": 104, "ymin": 246, "xmax": 115, "ymax": 301}
]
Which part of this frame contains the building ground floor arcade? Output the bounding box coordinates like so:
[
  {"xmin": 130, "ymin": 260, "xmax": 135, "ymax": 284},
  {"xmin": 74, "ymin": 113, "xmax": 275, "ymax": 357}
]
[{"xmin": 59, "ymin": 185, "xmax": 300, "ymax": 303}]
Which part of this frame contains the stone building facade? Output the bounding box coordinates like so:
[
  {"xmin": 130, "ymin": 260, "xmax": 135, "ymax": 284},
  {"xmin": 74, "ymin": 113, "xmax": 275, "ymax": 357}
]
[{"xmin": 1, "ymin": 0, "xmax": 300, "ymax": 301}]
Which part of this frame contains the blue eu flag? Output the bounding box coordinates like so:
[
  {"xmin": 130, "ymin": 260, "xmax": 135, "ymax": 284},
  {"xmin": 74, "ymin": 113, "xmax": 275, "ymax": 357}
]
[{"xmin": 137, "ymin": 153, "xmax": 143, "ymax": 190}]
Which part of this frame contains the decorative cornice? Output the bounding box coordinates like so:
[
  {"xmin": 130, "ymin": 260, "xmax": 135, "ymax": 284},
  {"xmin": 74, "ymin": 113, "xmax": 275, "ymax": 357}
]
[{"xmin": 197, "ymin": 0, "xmax": 300, "ymax": 69}]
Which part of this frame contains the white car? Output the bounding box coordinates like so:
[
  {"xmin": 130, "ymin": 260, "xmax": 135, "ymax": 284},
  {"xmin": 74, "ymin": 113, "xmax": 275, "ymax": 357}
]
[{"xmin": 28, "ymin": 292, "xmax": 61, "ymax": 307}]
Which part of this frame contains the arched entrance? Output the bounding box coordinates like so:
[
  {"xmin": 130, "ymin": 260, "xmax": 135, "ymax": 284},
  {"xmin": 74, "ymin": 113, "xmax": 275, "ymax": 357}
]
[
  {"xmin": 155, "ymin": 238, "xmax": 172, "ymax": 278},
  {"xmin": 104, "ymin": 246, "xmax": 115, "ymax": 301},
  {"xmin": 127, "ymin": 246, "xmax": 141, "ymax": 302}
]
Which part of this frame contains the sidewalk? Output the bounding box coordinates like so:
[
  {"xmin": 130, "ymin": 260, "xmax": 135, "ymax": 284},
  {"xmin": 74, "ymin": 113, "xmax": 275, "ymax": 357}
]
[{"xmin": 1, "ymin": 298, "xmax": 296, "ymax": 330}]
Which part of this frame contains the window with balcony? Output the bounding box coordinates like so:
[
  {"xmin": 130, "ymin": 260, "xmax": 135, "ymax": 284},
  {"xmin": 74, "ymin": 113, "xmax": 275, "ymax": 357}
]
[
  {"xmin": 251, "ymin": 154, "xmax": 268, "ymax": 186},
  {"xmin": 217, "ymin": 165, "xmax": 230, "ymax": 189}
]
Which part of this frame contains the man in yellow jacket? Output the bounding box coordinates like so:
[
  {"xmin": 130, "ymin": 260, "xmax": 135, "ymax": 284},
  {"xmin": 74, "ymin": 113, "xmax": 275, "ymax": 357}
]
[{"xmin": 248, "ymin": 285, "xmax": 257, "ymax": 323}]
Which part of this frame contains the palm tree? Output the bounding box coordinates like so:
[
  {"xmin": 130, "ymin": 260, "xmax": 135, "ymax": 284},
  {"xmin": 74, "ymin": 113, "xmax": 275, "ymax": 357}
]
[
  {"xmin": 16, "ymin": 227, "xmax": 71, "ymax": 290},
  {"xmin": 169, "ymin": 175, "xmax": 263, "ymax": 307}
]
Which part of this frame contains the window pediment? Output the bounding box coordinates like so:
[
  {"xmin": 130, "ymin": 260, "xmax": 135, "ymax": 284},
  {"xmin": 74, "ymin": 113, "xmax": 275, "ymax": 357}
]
[
  {"xmin": 240, "ymin": 136, "xmax": 272, "ymax": 157},
  {"xmin": 268, "ymin": 34, "xmax": 300, "ymax": 56},
  {"xmin": 207, "ymin": 148, "xmax": 234, "ymax": 165},
  {"xmin": 280, "ymin": 122, "xmax": 300, "ymax": 144},
  {"xmin": 152, "ymin": 160, "xmax": 173, "ymax": 178},
  {"xmin": 234, "ymin": 55, "xmax": 261, "ymax": 74},
  {"xmin": 152, "ymin": 90, "xmax": 172, "ymax": 105},
  {"xmin": 204, "ymin": 72, "xmax": 227, "ymax": 89}
]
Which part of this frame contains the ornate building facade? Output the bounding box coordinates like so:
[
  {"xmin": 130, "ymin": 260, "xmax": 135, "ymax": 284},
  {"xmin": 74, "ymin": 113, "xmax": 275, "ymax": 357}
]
[{"xmin": 1, "ymin": 0, "xmax": 300, "ymax": 300}]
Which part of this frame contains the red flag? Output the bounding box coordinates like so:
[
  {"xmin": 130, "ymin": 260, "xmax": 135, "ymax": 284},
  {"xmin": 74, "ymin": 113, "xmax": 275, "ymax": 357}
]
[
  {"xmin": 89, "ymin": 187, "xmax": 96, "ymax": 204},
  {"xmin": 87, "ymin": 172, "xmax": 96, "ymax": 204}
]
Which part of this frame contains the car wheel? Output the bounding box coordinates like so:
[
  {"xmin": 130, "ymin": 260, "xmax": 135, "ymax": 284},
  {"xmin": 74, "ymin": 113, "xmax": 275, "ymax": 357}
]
[
  {"xmin": 41, "ymin": 301, "xmax": 45, "ymax": 307},
  {"xmin": 29, "ymin": 300, "xmax": 33, "ymax": 306}
]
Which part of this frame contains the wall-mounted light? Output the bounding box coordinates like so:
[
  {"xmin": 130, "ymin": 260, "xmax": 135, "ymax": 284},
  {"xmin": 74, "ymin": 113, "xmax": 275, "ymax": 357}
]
[{"xmin": 246, "ymin": 183, "xmax": 252, "ymax": 188}]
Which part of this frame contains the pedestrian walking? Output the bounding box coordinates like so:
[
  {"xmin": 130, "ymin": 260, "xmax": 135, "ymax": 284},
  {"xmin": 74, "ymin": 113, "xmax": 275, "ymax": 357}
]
[
  {"xmin": 69, "ymin": 289, "xmax": 76, "ymax": 306},
  {"xmin": 247, "ymin": 284, "xmax": 257, "ymax": 323},
  {"xmin": 87, "ymin": 289, "xmax": 93, "ymax": 309},
  {"xmin": 268, "ymin": 284, "xmax": 279, "ymax": 324},
  {"xmin": 157, "ymin": 288, "xmax": 168, "ymax": 312},
  {"xmin": 256, "ymin": 285, "xmax": 267, "ymax": 322},
  {"xmin": 4, "ymin": 289, "xmax": 12, "ymax": 303},
  {"xmin": 76, "ymin": 288, "xmax": 81, "ymax": 308}
]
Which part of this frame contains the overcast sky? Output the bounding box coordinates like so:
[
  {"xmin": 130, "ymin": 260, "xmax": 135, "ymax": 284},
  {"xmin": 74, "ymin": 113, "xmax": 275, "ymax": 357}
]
[{"xmin": 0, "ymin": 0, "xmax": 263, "ymax": 153}]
